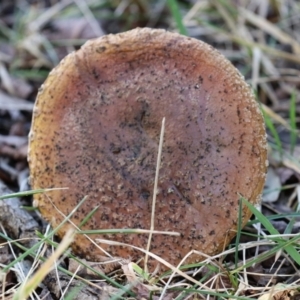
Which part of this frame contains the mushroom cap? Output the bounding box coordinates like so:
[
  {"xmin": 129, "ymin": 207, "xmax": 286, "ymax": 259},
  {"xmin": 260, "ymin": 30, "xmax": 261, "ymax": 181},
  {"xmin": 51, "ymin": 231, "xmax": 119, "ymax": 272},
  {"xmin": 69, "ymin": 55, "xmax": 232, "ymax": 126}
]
[{"xmin": 28, "ymin": 28, "xmax": 267, "ymax": 272}]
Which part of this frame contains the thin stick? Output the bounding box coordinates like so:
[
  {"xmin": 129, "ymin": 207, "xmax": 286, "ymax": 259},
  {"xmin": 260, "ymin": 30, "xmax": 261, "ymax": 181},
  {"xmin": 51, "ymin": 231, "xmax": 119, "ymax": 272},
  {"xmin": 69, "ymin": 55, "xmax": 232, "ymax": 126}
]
[{"xmin": 144, "ymin": 117, "xmax": 166, "ymax": 273}]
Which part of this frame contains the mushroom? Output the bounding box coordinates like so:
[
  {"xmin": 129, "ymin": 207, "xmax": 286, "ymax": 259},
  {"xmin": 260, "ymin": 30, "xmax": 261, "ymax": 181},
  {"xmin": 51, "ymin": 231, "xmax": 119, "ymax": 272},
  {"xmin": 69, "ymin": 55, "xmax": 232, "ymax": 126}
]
[{"xmin": 28, "ymin": 28, "xmax": 267, "ymax": 272}]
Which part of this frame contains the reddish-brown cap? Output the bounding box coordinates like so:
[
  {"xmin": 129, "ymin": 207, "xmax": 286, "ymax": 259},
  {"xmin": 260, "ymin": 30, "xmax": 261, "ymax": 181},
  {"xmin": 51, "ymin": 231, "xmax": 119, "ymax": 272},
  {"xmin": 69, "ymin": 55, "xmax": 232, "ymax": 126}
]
[{"xmin": 28, "ymin": 28, "xmax": 267, "ymax": 272}]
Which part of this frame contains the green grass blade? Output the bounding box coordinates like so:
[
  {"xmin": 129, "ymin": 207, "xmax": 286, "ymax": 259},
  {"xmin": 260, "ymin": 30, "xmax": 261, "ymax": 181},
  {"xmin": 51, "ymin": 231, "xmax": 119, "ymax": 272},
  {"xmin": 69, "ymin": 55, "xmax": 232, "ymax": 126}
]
[
  {"xmin": 242, "ymin": 197, "xmax": 300, "ymax": 265},
  {"xmin": 78, "ymin": 205, "xmax": 99, "ymax": 228},
  {"xmin": 262, "ymin": 106, "xmax": 282, "ymax": 156},
  {"xmin": 1, "ymin": 230, "xmax": 132, "ymax": 293},
  {"xmin": 232, "ymin": 233, "xmax": 300, "ymax": 274},
  {"xmin": 2, "ymin": 195, "xmax": 87, "ymax": 273},
  {"xmin": 34, "ymin": 231, "xmax": 133, "ymax": 292},
  {"xmin": 289, "ymin": 90, "xmax": 297, "ymax": 155},
  {"xmin": 64, "ymin": 284, "xmax": 83, "ymax": 300},
  {"xmin": 0, "ymin": 188, "xmax": 67, "ymax": 200},
  {"xmin": 14, "ymin": 230, "xmax": 75, "ymax": 300},
  {"xmin": 234, "ymin": 198, "xmax": 243, "ymax": 269},
  {"xmin": 284, "ymin": 218, "xmax": 295, "ymax": 235},
  {"xmin": 167, "ymin": 0, "xmax": 188, "ymax": 35}
]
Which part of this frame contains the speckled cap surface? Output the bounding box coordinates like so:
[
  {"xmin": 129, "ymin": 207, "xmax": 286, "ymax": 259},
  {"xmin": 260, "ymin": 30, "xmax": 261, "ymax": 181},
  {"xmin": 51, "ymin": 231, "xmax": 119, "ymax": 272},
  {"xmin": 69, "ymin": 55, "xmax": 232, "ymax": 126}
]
[{"xmin": 28, "ymin": 28, "xmax": 267, "ymax": 272}]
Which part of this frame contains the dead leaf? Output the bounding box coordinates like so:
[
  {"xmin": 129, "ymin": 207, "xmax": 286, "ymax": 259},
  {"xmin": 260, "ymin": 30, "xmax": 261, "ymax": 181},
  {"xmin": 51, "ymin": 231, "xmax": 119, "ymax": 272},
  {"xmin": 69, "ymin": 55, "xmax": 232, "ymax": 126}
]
[{"xmin": 258, "ymin": 284, "xmax": 300, "ymax": 300}]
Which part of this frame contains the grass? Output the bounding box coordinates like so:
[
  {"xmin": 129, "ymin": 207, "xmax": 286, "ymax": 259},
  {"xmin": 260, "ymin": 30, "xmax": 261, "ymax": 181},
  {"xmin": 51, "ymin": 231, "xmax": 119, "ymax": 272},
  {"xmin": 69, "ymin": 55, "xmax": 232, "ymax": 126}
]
[
  {"xmin": 262, "ymin": 106, "xmax": 283, "ymax": 156},
  {"xmin": 289, "ymin": 91, "xmax": 297, "ymax": 155},
  {"xmin": 14, "ymin": 229, "xmax": 75, "ymax": 300},
  {"xmin": 167, "ymin": 0, "xmax": 188, "ymax": 35},
  {"xmin": 2, "ymin": 213, "xmax": 300, "ymax": 299},
  {"xmin": 0, "ymin": 0, "xmax": 300, "ymax": 299}
]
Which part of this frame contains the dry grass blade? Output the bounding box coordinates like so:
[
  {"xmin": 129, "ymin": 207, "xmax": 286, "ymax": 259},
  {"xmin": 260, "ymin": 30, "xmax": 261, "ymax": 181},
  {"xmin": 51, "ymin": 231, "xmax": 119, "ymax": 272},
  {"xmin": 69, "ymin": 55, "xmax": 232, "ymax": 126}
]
[
  {"xmin": 2, "ymin": 0, "xmax": 300, "ymax": 298},
  {"xmin": 28, "ymin": 0, "xmax": 73, "ymax": 32},
  {"xmin": 79, "ymin": 228, "xmax": 180, "ymax": 236},
  {"xmin": 211, "ymin": 0, "xmax": 236, "ymax": 33},
  {"xmin": 225, "ymin": 33, "xmax": 300, "ymax": 64},
  {"xmin": 97, "ymin": 238, "xmax": 215, "ymax": 291},
  {"xmin": 0, "ymin": 62, "xmax": 15, "ymax": 94},
  {"xmin": 239, "ymin": 7, "xmax": 300, "ymax": 55},
  {"xmin": 262, "ymin": 103, "xmax": 298, "ymax": 133},
  {"xmin": 144, "ymin": 117, "xmax": 166, "ymax": 273},
  {"xmin": 183, "ymin": 1, "xmax": 210, "ymax": 23},
  {"xmin": 72, "ymin": 0, "xmax": 104, "ymax": 36},
  {"xmin": 14, "ymin": 229, "xmax": 75, "ymax": 300},
  {"xmin": 43, "ymin": 193, "xmax": 114, "ymax": 261},
  {"xmin": 0, "ymin": 91, "xmax": 34, "ymax": 111},
  {"xmin": 251, "ymin": 47, "xmax": 261, "ymax": 91}
]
